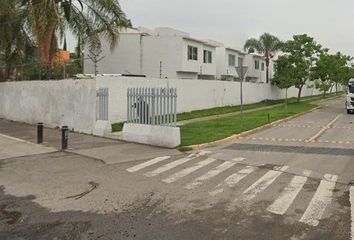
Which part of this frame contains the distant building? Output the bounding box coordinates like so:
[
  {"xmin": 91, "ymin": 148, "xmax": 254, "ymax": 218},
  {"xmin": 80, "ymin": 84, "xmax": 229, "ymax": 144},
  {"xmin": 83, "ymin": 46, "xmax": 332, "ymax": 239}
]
[
  {"xmin": 244, "ymin": 54, "xmax": 267, "ymax": 83},
  {"xmin": 84, "ymin": 27, "xmax": 274, "ymax": 83},
  {"xmin": 215, "ymin": 45, "xmax": 246, "ymax": 81},
  {"xmin": 54, "ymin": 50, "xmax": 70, "ymax": 65},
  {"xmin": 84, "ymin": 27, "xmax": 218, "ymax": 80}
]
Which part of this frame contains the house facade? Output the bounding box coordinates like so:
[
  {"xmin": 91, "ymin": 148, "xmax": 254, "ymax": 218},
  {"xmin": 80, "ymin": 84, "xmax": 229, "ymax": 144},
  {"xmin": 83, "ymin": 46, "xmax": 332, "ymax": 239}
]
[
  {"xmin": 216, "ymin": 46, "xmax": 246, "ymax": 81},
  {"xmin": 84, "ymin": 26, "xmax": 275, "ymax": 83},
  {"xmin": 244, "ymin": 54, "xmax": 267, "ymax": 83},
  {"xmin": 84, "ymin": 27, "xmax": 217, "ymax": 80}
]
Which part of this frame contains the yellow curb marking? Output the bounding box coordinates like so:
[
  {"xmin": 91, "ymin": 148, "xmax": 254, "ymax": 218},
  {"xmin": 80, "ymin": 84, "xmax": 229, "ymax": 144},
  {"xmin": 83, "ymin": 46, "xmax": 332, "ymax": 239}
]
[{"xmin": 305, "ymin": 115, "xmax": 342, "ymax": 143}]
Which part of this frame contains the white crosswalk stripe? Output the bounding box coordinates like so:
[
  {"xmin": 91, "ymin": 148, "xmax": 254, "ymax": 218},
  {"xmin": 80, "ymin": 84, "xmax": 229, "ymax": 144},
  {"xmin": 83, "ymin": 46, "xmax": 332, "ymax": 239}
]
[
  {"xmin": 143, "ymin": 151, "xmax": 211, "ymax": 177},
  {"xmin": 242, "ymin": 166, "xmax": 289, "ymax": 201},
  {"xmin": 127, "ymin": 155, "xmax": 350, "ymax": 230},
  {"xmin": 299, "ymin": 174, "xmax": 338, "ymax": 227},
  {"xmin": 163, "ymin": 158, "xmax": 217, "ymax": 183},
  {"xmin": 209, "ymin": 166, "xmax": 257, "ymax": 196},
  {"xmin": 185, "ymin": 161, "xmax": 237, "ymax": 190},
  {"xmin": 126, "ymin": 156, "xmax": 171, "ymax": 173},
  {"xmin": 267, "ymin": 170, "xmax": 311, "ymax": 215},
  {"xmin": 144, "ymin": 155, "xmax": 196, "ymax": 177},
  {"xmin": 350, "ymin": 186, "xmax": 354, "ymax": 240}
]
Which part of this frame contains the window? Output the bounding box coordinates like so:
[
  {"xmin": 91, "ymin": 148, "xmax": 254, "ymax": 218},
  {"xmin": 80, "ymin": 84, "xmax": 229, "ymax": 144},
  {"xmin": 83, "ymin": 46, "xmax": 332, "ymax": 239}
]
[
  {"xmin": 255, "ymin": 60, "xmax": 260, "ymax": 70},
  {"xmin": 188, "ymin": 46, "xmax": 198, "ymax": 60},
  {"xmin": 228, "ymin": 54, "xmax": 236, "ymax": 66},
  {"xmin": 203, "ymin": 50, "xmax": 212, "ymax": 63},
  {"xmin": 238, "ymin": 57, "xmax": 243, "ymax": 66},
  {"xmin": 261, "ymin": 62, "xmax": 265, "ymax": 71}
]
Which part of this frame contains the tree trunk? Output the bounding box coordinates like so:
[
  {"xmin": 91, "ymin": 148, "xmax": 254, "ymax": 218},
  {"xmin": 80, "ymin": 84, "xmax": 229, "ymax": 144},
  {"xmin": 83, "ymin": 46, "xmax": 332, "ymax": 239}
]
[
  {"xmin": 285, "ymin": 88, "xmax": 288, "ymax": 110},
  {"xmin": 265, "ymin": 57, "xmax": 270, "ymax": 84},
  {"xmin": 37, "ymin": 26, "xmax": 57, "ymax": 79},
  {"xmin": 32, "ymin": 2, "xmax": 59, "ymax": 79},
  {"xmin": 297, "ymin": 86, "xmax": 303, "ymax": 102}
]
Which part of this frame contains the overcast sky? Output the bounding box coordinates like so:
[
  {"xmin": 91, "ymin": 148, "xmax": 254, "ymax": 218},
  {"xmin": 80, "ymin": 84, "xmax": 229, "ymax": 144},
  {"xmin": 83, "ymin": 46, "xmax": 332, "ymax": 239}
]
[{"xmin": 68, "ymin": 0, "xmax": 354, "ymax": 55}]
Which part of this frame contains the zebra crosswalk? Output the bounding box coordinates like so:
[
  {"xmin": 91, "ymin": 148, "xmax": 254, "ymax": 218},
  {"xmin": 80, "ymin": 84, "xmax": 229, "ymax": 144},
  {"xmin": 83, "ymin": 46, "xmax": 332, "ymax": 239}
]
[
  {"xmin": 125, "ymin": 152, "xmax": 351, "ymax": 233},
  {"xmin": 210, "ymin": 165, "xmax": 257, "ymax": 196},
  {"xmin": 299, "ymin": 174, "xmax": 338, "ymax": 226},
  {"xmin": 163, "ymin": 158, "xmax": 216, "ymax": 184},
  {"xmin": 267, "ymin": 170, "xmax": 311, "ymax": 215},
  {"xmin": 185, "ymin": 161, "xmax": 237, "ymax": 190}
]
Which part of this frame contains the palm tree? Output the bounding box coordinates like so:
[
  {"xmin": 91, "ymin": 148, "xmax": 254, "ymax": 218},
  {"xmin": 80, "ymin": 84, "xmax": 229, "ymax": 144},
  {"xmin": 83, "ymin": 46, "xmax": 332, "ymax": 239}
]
[
  {"xmin": 0, "ymin": 0, "xmax": 32, "ymax": 81},
  {"xmin": 244, "ymin": 33, "xmax": 283, "ymax": 83},
  {"xmin": 20, "ymin": 0, "xmax": 131, "ymax": 77}
]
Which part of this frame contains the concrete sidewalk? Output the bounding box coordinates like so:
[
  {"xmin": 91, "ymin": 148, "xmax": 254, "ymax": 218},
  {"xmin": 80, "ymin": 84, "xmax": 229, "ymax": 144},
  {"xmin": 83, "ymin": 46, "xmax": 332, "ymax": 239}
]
[
  {"xmin": 0, "ymin": 133, "xmax": 56, "ymax": 160},
  {"xmin": 0, "ymin": 119, "xmax": 181, "ymax": 164}
]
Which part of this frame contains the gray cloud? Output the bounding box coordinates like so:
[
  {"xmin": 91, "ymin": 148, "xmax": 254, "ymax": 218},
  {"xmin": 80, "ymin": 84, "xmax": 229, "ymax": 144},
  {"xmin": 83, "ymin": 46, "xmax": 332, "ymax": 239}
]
[{"xmin": 117, "ymin": 0, "xmax": 354, "ymax": 55}]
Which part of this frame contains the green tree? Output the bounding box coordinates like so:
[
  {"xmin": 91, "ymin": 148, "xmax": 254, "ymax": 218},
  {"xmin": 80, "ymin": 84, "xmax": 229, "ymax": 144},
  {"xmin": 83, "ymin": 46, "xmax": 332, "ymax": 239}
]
[
  {"xmin": 311, "ymin": 52, "xmax": 353, "ymax": 95},
  {"xmin": 244, "ymin": 33, "xmax": 283, "ymax": 84},
  {"xmin": 281, "ymin": 34, "xmax": 323, "ymax": 102},
  {"xmin": 19, "ymin": 0, "xmax": 131, "ymax": 77},
  {"xmin": 272, "ymin": 55, "xmax": 295, "ymax": 109},
  {"xmin": 310, "ymin": 53, "xmax": 334, "ymax": 96},
  {"xmin": 329, "ymin": 52, "xmax": 353, "ymax": 92},
  {"xmin": 0, "ymin": 0, "xmax": 32, "ymax": 81}
]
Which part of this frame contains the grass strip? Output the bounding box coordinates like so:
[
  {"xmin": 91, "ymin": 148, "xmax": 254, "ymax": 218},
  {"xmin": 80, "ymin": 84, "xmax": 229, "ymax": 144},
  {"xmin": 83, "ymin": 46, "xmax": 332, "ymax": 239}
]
[
  {"xmin": 180, "ymin": 102, "xmax": 315, "ymax": 147},
  {"xmin": 111, "ymin": 92, "xmax": 340, "ymax": 132},
  {"xmin": 176, "ymin": 92, "xmax": 338, "ymax": 122}
]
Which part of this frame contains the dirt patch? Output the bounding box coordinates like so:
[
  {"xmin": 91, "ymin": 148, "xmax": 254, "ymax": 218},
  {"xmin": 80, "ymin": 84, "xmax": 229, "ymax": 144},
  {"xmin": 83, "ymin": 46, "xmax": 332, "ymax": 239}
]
[
  {"xmin": 0, "ymin": 204, "xmax": 22, "ymax": 225},
  {"xmin": 0, "ymin": 186, "xmax": 351, "ymax": 240}
]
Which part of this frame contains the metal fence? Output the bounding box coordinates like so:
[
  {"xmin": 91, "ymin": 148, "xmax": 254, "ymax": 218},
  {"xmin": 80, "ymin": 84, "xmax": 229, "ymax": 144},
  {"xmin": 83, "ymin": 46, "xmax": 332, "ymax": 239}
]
[
  {"xmin": 127, "ymin": 87, "xmax": 177, "ymax": 126},
  {"xmin": 97, "ymin": 88, "xmax": 109, "ymax": 120}
]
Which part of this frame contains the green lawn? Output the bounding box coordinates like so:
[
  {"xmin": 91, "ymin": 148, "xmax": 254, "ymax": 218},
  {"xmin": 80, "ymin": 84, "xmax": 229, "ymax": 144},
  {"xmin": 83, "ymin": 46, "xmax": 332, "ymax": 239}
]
[
  {"xmin": 176, "ymin": 99, "xmax": 283, "ymax": 122},
  {"xmin": 111, "ymin": 92, "xmax": 340, "ymax": 133},
  {"xmin": 180, "ymin": 102, "xmax": 316, "ymax": 147},
  {"xmin": 176, "ymin": 92, "xmax": 339, "ymax": 122}
]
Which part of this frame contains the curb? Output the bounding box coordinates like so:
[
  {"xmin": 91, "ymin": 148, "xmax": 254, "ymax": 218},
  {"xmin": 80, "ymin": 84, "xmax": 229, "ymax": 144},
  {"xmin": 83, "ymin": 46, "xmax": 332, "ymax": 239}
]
[{"xmin": 186, "ymin": 106, "xmax": 321, "ymax": 151}]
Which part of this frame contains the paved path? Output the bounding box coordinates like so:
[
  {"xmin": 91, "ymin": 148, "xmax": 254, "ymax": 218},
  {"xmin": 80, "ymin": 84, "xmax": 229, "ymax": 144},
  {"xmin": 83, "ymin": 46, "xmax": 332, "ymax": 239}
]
[
  {"xmin": 0, "ymin": 119, "xmax": 180, "ymax": 164},
  {"xmin": 0, "ymin": 96, "xmax": 353, "ymax": 240}
]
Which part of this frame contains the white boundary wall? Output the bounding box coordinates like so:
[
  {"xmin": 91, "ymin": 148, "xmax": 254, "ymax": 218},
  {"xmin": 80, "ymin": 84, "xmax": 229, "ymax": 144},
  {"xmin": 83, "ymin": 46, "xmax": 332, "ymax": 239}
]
[
  {"xmin": 0, "ymin": 77, "xmax": 322, "ymax": 134},
  {"xmin": 96, "ymin": 76, "xmax": 321, "ymax": 123},
  {"xmin": 0, "ymin": 79, "xmax": 96, "ymax": 134}
]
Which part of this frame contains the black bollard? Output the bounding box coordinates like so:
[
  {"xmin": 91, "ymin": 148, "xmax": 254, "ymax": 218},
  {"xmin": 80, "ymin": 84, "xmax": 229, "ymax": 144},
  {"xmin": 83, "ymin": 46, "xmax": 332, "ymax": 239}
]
[
  {"xmin": 37, "ymin": 123, "xmax": 43, "ymax": 144},
  {"xmin": 61, "ymin": 126, "xmax": 69, "ymax": 150}
]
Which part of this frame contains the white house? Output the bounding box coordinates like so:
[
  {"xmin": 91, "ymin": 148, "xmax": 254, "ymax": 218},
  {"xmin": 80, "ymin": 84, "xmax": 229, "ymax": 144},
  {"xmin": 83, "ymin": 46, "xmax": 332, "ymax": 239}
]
[
  {"xmin": 244, "ymin": 54, "xmax": 267, "ymax": 83},
  {"xmin": 216, "ymin": 46, "xmax": 246, "ymax": 81},
  {"xmin": 84, "ymin": 27, "xmax": 218, "ymax": 80}
]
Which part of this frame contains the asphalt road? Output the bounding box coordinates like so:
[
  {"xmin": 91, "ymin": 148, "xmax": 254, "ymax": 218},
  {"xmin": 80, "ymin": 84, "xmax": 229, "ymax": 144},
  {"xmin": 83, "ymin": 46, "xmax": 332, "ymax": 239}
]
[{"xmin": 0, "ymin": 96, "xmax": 353, "ymax": 240}]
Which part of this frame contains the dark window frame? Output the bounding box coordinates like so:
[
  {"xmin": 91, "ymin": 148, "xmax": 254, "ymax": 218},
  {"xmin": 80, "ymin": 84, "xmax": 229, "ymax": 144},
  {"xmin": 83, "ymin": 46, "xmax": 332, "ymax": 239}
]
[
  {"xmin": 228, "ymin": 54, "xmax": 236, "ymax": 66},
  {"xmin": 203, "ymin": 50, "xmax": 212, "ymax": 64},
  {"xmin": 188, "ymin": 45, "xmax": 198, "ymax": 61}
]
